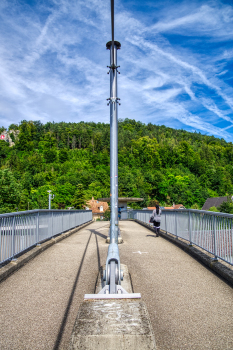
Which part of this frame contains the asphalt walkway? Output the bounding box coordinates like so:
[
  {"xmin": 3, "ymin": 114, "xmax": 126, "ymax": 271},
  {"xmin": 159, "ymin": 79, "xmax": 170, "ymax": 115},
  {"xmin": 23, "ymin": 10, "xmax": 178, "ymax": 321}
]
[{"xmin": 0, "ymin": 221, "xmax": 233, "ymax": 350}]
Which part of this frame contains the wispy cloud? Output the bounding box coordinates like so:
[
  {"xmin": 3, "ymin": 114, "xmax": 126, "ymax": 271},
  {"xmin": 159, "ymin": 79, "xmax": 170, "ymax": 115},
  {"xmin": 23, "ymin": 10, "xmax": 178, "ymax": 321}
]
[{"xmin": 0, "ymin": 0, "xmax": 232, "ymax": 142}]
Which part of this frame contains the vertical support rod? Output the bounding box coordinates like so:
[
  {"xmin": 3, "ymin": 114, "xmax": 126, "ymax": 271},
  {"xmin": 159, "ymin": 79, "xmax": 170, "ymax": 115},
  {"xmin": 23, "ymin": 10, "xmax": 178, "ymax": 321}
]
[
  {"xmin": 11, "ymin": 215, "xmax": 15, "ymax": 259},
  {"xmin": 36, "ymin": 211, "xmax": 39, "ymax": 243},
  {"xmin": 213, "ymin": 215, "xmax": 217, "ymax": 260},
  {"xmin": 165, "ymin": 211, "xmax": 167, "ymax": 234},
  {"xmin": 110, "ymin": 43, "xmax": 118, "ymax": 244},
  {"xmin": 49, "ymin": 193, "xmax": 51, "ymax": 210},
  {"xmin": 189, "ymin": 211, "xmax": 192, "ymax": 245},
  {"xmin": 52, "ymin": 211, "xmax": 54, "ymax": 236}
]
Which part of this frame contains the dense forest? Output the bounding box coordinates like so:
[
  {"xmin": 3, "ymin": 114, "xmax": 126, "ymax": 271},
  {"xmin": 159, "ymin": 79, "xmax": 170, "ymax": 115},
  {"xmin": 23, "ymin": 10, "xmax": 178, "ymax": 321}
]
[{"xmin": 0, "ymin": 119, "xmax": 233, "ymax": 214}]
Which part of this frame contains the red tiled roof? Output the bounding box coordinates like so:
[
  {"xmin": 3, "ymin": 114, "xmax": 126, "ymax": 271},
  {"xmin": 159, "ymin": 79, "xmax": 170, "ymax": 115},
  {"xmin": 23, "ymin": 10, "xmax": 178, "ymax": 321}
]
[
  {"xmin": 164, "ymin": 204, "xmax": 185, "ymax": 209},
  {"xmin": 86, "ymin": 197, "xmax": 109, "ymax": 214},
  {"xmin": 148, "ymin": 204, "xmax": 185, "ymax": 210}
]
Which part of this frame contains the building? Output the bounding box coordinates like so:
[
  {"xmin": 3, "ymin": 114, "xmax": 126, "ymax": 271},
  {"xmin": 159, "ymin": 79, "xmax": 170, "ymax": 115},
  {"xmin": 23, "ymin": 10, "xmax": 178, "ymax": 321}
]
[
  {"xmin": 85, "ymin": 197, "xmax": 109, "ymax": 221},
  {"xmin": 98, "ymin": 197, "xmax": 143, "ymax": 211},
  {"xmin": 202, "ymin": 196, "xmax": 231, "ymax": 211},
  {"xmin": 147, "ymin": 203, "xmax": 185, "ymax": 210},
  {"xmin": 0, "ymin": 130, "xmax": 19, "ymax": 147},
  {"xmin": 164, "ymin": 204, "xmax": 185, "ymax": 209}
]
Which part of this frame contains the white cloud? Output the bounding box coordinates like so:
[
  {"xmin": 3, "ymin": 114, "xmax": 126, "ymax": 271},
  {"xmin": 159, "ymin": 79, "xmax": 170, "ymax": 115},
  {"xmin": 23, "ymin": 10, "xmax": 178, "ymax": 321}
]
[{"xmin": 0, "ymin": 0, "xmax": 232, "ymax": 142}]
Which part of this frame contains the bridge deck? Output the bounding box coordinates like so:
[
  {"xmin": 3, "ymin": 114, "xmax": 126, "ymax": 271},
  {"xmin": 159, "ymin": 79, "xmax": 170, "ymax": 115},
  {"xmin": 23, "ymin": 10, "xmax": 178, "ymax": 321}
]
[{"xmin": 0, "ymin": 221, "xmax": 232, "ymax": 350}]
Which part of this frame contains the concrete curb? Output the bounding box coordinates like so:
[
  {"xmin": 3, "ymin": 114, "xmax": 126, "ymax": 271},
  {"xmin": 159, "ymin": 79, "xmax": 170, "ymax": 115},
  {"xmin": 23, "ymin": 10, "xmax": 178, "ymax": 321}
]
[
  {"xmin": 0, "ymin": 220, "xmax": 93, "ymax": 284},
  {"xmin": 134, "ymin": 219, "xmax": 233, "ymax": 288}
]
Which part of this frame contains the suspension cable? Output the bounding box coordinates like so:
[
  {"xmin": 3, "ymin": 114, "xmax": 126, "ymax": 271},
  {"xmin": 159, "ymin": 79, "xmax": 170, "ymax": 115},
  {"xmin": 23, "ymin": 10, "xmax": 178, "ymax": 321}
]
[{"xmin": 111, "ymin": 0, "xmax": 114, "ymax": 67}]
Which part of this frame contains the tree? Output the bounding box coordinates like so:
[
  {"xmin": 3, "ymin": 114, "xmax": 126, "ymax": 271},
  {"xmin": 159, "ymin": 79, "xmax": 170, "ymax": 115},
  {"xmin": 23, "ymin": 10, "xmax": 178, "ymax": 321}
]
[
  {"xmin": 59, "ymin": 149, "xmax": 69, "ymax": 163},
  {"xmin": 217, "ymin": 197, "xmax": 233, "ymax": 214},
  {"xmin": 0, "ymin": 140, "xmax": 10, "ymax": 165},
  {"xmin": 43, "ymin": 148, "xmax": 57, "ymax": 163},
  {"xmin": 209, "ymin": 206, "xmax": 219, "ymax": 212},
  {"xmin": 15, "ymin": 120, "xmax": 36, "ymax": 151},
  {"xmin": 103, "ymin": 209, "xmax": 111, "ymax": 221},
  {"xmin": 8, "ymin": 124, "xmax": 18, "ymax": 131},
  {"xmin": 148, "ymin": 199, "xmax": 159, "ymax": 207},
  {"xmin": 0, "ymin": 169, "xmax": 21, "ymax": 213},
  {"xmin": 72, "ymin": 184, "xmax": 86, "ymax": 209}
]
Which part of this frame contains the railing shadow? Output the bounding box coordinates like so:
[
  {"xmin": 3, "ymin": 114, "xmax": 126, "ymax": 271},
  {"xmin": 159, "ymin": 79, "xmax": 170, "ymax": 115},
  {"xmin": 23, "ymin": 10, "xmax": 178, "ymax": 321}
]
[
  {"xmin": 53, "ymin": 223, "xmax": 108, "ymax": 349},
  {"xmin": 53, "ymin": 231, "xmax": 92, "ymax": 350}
]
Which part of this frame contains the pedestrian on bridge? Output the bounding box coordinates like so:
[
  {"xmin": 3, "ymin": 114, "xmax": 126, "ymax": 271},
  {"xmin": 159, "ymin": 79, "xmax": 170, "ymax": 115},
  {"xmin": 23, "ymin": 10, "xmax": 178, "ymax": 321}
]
[{"xmin": 152, "ymin": 204, "xmax": 161, "ymax": 237}]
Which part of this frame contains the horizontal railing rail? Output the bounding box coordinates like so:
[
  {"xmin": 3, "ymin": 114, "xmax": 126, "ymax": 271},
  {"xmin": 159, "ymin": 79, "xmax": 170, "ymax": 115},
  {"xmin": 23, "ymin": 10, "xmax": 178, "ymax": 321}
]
[
  {"xmin": 0, "ymin": 209, "xmax": 92, "ymax": 265},
  {"xmin": 127, "ymin": 209, "xmax": 233, "ymax": 266}
]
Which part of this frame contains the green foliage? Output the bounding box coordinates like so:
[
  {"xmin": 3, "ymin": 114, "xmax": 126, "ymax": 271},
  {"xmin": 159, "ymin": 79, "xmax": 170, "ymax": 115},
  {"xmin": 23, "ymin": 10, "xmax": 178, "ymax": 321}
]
[
  {"xmin": 15, "ymin": 120, "xmax": 36, "ymax": 151},
  {"xmin": 8, "ymin": 124, "xmax": 18, "ymax": 131},
  {"xmin": 9, "ymin": 132, "xmax": 15, "ymax": 143},
  {"xmin": 43, "ymin": 148, "xmax": 57, "ymax": 163},
  {"xmin": 72, "ymin": 184, "xmax": 86, "ymax": 209},
  {"xmin": 0, "ymin": 119, "xmax": 233, "ymax": 213},
  {"xmin": 208, "ymin": 206, "xmax": 219, "ymax": 212},
  {"xmin": 0, "ymin": 140, "xmax": 10, "ymax": 165},
  {"xmin": 103, "ymin": 209, "xmax": 111, "ymax": 221},
  {"xmin": 148, "ymin": 199, "xmax": 159, "ymax": 207},
  {"xmin": 191, "ymin": 203, "xmax": 200, "ymax": 209},
  {"xmin": 59, "ymin": 149, "xmax": 69, "ymax": 163},
  {"xmin": 0, "ymin": 169, "xmax": 21, "ymax": 213},
  {"xmin": 217, "ymin": 197, "xmax": 233, "ymax": 214}
]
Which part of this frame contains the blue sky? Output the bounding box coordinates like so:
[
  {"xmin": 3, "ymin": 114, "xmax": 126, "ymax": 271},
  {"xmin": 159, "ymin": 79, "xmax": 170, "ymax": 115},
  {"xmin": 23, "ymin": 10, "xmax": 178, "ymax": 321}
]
[{"xmin": 0, "ymin": 0, "xmax": 233, "ymax": 141}]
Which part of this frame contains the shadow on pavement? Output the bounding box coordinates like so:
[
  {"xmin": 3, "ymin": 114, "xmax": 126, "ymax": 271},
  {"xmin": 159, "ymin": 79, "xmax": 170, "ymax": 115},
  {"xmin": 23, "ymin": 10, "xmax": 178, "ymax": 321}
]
[{"xmin": 53, "ymin": 232, "xmax": 92, "ymax": 350}]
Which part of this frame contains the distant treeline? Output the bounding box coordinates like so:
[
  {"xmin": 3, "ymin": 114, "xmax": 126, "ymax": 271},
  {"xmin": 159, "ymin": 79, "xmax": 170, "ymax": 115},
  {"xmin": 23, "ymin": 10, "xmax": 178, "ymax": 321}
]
[{"xmin": 0, "ymin": 119, "xmax": 233, "ymax": 213}]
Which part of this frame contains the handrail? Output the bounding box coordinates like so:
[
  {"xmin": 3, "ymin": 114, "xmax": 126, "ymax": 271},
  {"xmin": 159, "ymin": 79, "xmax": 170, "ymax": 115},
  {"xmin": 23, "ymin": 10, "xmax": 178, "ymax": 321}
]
[
  {"xmin": 127, "ymin": 209, "xmax": 233, "ymax": 266},
  {"xmin": 0, "ymin": 209, "xmax": 92, "ymax": 265},
  {"xmin": 0, "ymin": 209, "xmax": 89, "ymax": 218}
]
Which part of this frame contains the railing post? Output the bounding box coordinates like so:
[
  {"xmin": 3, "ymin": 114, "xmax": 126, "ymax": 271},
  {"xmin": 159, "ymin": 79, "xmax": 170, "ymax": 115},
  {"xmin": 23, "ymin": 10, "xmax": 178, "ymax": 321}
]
[
  {"xmin": 52, "ymin": 211, "xmax": 54, "ymax": 236},
  {"xmin": 36, "ymin": 211, "xmax": 39, "ymax": 243},
  {"xmin": 165, "ymin": 211, "xmax": 167, "ymax": 234},
  {"xmin": 11, "ymin": 215, "xmax": 16, "ymax": 259},
  {"xmin": 213, "ymin": 215, "xmax": 218, "ymax": 261},
  {"xmin": 189, "ymin": 211, "xmax": 192, "ymax": 246},
  {"xmin": 175, "ymin": 211, "xmax": 178, "ymax": 238}
]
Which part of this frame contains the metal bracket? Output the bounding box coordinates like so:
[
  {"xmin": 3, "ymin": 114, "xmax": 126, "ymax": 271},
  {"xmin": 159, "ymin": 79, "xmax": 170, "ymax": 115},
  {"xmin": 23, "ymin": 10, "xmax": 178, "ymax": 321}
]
[
  {"xmin": 106, "ymin": 97, "xmax": 121, "ymax": 106},
  {"xmin": 107, "ymin": 64, "xmax": 120, "ymax": 70},
  {"xmin": 84, "ymin": 292, "xmax": 141, "ymax": 300},
  {"xmin": 107, "ymin": 65, "xmax": 120, "ymax": 74}
]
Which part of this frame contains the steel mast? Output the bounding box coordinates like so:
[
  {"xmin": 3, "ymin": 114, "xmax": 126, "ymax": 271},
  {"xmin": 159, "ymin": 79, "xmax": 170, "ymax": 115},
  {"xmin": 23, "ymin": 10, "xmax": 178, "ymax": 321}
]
[
  {"xmin": 104, "ymin": 0, "xmax": 122, "ymax": 294},
  {"xmin": 85, "ymin": 0, "xmax": 141, "ymax": 299}
]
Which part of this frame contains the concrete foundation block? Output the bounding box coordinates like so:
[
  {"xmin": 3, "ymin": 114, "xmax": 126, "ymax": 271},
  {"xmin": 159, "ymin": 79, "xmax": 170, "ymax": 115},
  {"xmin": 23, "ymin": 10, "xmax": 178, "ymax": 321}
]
[{"xmin": 69, "ymin": 300, "xmax": 156, "ymax": 350}]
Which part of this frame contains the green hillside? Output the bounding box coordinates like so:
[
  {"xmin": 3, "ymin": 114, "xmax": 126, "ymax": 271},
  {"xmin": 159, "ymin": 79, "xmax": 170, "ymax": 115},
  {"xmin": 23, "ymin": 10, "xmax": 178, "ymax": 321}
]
[{"xmin": 0, "ymin": 119, "xmax": 232, "ymax": 213}]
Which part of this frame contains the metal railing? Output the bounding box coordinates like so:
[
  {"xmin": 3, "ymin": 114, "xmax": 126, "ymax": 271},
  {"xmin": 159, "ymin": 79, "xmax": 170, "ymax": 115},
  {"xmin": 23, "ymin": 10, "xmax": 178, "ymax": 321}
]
[
  {"xmin": 0, "ymin": 209, "xmax": 92, "ymax": 265},
  {"xmin": 127, "ymin": 209, "xmax": 233, "ymax": 266}
]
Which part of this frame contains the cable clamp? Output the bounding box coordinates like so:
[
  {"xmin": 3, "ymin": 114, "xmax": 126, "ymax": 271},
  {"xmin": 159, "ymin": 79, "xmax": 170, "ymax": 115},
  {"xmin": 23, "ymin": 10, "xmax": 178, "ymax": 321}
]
[
  {"xmin": 107, "ymin": 65, "xmax": 120, "ymax": 74},
  {"xmin": 106, "ymin": 97, "xmax": 121, "ymax": 106}
]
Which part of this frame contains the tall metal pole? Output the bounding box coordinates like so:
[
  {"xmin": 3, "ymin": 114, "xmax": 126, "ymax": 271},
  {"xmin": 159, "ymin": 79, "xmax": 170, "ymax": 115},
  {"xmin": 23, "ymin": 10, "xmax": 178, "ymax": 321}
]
[
  {"xmin": 48, "ymin": 191, "xmax": 51, "ymax": 210},
  {"xmin": 107, "ymin": 41, "xmax": 121, "ymax": 243},
  {"xmin": 104, "ymin": 0, "xmax": 122, "ymax": 294}
]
